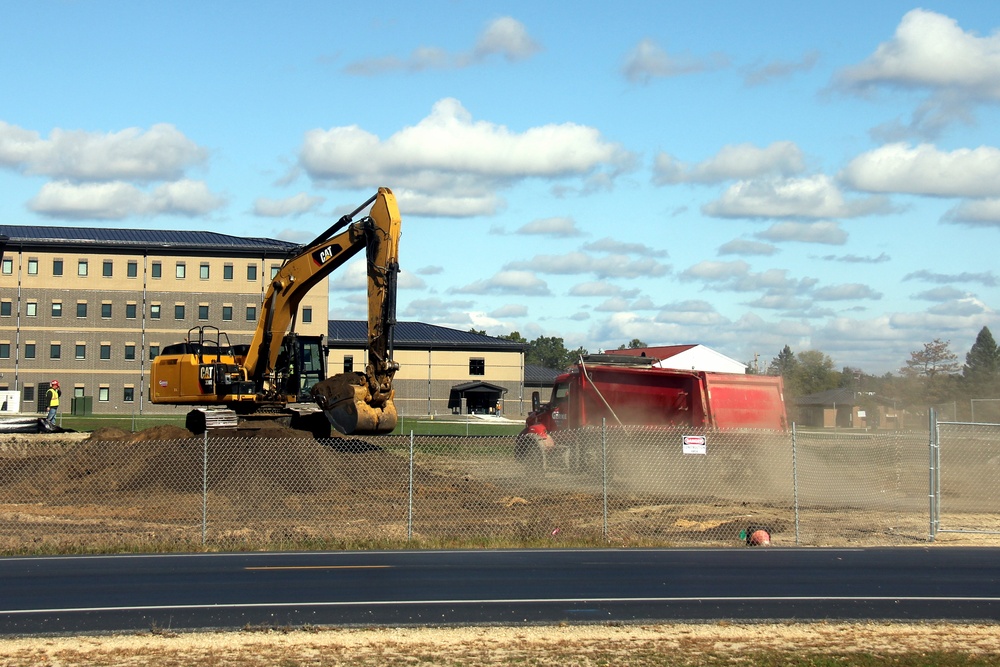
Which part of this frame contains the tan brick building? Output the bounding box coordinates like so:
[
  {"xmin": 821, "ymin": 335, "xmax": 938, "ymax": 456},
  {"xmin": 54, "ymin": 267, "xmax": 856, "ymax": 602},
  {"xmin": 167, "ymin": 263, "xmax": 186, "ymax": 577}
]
[
  {"xmin": 0, "ymin": 227, "xmax": 530, "ymax": 420},
  {"xmin": 0, "ymin": 225, "xmax": 327, "ymax": 416}
]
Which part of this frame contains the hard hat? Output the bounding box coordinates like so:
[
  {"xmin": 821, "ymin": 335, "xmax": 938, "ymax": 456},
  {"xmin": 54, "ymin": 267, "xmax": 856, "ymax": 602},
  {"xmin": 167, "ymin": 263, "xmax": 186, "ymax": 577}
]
[{"xmin": 51, "ymin": 380, "xmax": 59, "ymax": 386}]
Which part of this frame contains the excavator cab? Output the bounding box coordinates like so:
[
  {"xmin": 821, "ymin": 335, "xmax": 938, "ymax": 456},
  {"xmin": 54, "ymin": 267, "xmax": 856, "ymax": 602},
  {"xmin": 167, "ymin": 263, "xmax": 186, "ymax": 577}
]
[{"xmin": 272, "ymin": 334, "xmax": 326, "ymax": 402}]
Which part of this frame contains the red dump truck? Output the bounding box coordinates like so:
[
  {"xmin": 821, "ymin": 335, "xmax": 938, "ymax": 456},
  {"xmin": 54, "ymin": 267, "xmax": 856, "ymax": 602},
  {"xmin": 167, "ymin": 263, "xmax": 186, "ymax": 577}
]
[{"xmin": 518, "ymin": 354, "xmax": 787, "ymax": 464}]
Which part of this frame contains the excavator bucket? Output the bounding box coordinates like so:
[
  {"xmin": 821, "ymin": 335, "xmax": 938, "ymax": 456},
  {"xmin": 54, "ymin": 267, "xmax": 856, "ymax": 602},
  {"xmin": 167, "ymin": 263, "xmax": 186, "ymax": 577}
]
[{"xmin": 311, "ymin": 373, "xmax": 397, "ymax": 435}]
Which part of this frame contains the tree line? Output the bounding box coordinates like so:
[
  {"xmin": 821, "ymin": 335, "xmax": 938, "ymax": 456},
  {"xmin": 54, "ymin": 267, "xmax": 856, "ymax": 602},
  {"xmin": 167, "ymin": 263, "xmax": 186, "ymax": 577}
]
[{"xmin": 473, "ymin": 326, "xmax": 1000, "ymax": 420}]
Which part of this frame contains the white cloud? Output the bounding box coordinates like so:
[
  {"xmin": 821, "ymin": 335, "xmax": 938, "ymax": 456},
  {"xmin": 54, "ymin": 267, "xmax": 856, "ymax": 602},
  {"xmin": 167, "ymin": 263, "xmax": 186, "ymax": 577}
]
[
  {"xmin": 582, "ymin": 237, "xmax": 667, "ymax": 257},
  {"xmin": 489, "ymin": 304, "xmax": 528, "ymax": 318},
  {"xmin": 837, "ymin": 9, "xmax": 1000, "ymax": 100},
  {"xmin": 743, "ymin": 51, "xmax": 820, "ymax": 87},
  {"xmin": 505, "ymin": 251, "xmax": 669, "ymax": 279},
  {"xmin": 299, "ymin": 98, "xmax": 633, "ymax": 216},
  {"xmin": 253, "ymin": 192, "xmax": 325, "ymax": 217},
  {"xmin": 944, "ymin": 198, "xmax": 1000, "ymax": 227},
  {"xmin": 515, "ymin": 216, "xmax": 583, "ymax": 237},
  {"xmin": 653, "ymin": 141, "xmax": 805, "ymax": 185},
  {"xmin": 812, "ymin": 284, "xmax": 883, "ymax": 301},
  {"xmin": 29, "ymin": 179, "xmax": 224, "ymax": 220},
  {"xmin": 841, "ymin": 143, "xmax": 1000, "ymax": 197},
  {"xmin": 703, "ymin": 175, "xmax": 890, "ymax": 219},
  {"xmin": 450, "ymin": 270, "xmax": 551, "ymax": 296},
  {"xmin": 471, "ymin": 16, "xmax": 542, "ymax": 62},
  {"xmin": 568, "ymin": 281, "xmax": 635, "ymax": 298},
  {"xmin": 621, "ymin": 38, "xmax": 728, "ymax": 84},
  {"xmin": 344, "ymin": 17, "xmax": 540, "ymax": 75},
  {"xmin": 717, "ymin": 239, "xmax": 778, "ymax": 256},
  {"xmin": 756, "ymin": 221, "xmax": 848, "ymax": 245},
  {"xmin": 0, "ymin": 121, "xmax": 207, "ymax": 182},
  {"xmin": 681, "ymin": 260, "xmax": 817, "ymax": 295}
]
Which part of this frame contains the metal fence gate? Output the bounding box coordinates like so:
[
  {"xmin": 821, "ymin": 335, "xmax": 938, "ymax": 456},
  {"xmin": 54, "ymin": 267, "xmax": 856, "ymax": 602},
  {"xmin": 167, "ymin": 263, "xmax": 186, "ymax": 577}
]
[{"xmin": 932, "ymin": 412, "xmax": 1000, "ymax": 539}]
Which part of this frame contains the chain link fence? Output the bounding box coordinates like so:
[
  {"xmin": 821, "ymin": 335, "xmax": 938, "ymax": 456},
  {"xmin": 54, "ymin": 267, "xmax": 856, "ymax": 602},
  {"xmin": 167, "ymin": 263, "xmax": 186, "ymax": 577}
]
[
  {"xmin": 0, "ymin": 422, "xmax": 988, "ymax": 554},
  {"xmin": 933, "ymin": 420, "xmax": 1000, "ymax": 537}
]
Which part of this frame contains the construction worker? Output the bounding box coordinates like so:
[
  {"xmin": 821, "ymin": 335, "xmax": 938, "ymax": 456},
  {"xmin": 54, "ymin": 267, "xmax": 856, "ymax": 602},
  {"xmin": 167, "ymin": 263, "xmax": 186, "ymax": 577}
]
[{"xmin": 45, "ymin": 380, "xmax": 61, "ymax": 425}]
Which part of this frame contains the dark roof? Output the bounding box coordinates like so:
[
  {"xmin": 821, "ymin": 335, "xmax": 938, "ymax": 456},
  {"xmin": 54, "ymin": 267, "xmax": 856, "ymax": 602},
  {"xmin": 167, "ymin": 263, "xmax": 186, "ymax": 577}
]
[
  {"xmin": 0, "ymin": 224, "xmax": 297, "ymax": 255},
  {"xmin": 525, "ymin": 364, "xmax": 561, "ymax": 385},
  {"xmin": 795, "ymin": 387, "xmax": 858, "ymax": 406},
  {"xmin": 450, "ymin": 381, "xmax": 509, "ymax": 394},
  {"xmin": 327, "ymin": 321, "xmax": 526, "ymax": 352}
]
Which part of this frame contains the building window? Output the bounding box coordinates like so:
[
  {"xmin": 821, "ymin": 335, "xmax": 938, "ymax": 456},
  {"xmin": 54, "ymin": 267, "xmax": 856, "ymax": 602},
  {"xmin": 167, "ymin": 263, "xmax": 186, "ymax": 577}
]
[
  {"xmin": 102, "ymin": 260, "xmax": 113, "ymax": 277},
  {"xmin": 51, "ymin": 302, "xmax": 62, "ymax": 318},
  {"xmin": 151, "ymin": 262, "xmax": 162, "ymax": 278},
  {"xmin": 24, "ymin": 386, "xmax": 34, "ymax": 403},
  {"xmin": 126, "ymin": 303, "xmax": 137, "ymax": 319},
  {"xmin": 98, "ymin": 387, "xmax": 109, "ymax": 402},
  {"xmin": 75, "ymin": 344, "xmax": 86, "ymax": 360},
  {"xmin": 78, "ymin": 260, "xmax": 88, "ymax": 276},
  {"xmin": 26, "ymin": 302, "xmax": 37, "ymax": 317},
  {"xmin": 200, "ymin": 263, "xmax": 210, "ymax": 280},
  {"xmin": 222, "ymin": 306, "xmax": 233, "ymax": 321},
  {"xmin": 246, "ymin": 305, "xmax": 257, "ymax": 321},
  {"xmin": 175, "ymin": 262, "xmax": 186, "ymax": 279},
  {"xmin": 50, "ymin": 344, "xmax": 61, "ymax": 360},
  {"xmin": 24, "ymin": 343, "xmax": 35, "ymax": 359},
  {"xmin": 1, "ymin": 258, "xmax": 11, "ymax": 275},
  {"xmin": 470, "ymin": 358, "xmax": 485, "ymax": 376},
  {"xmin": 149, "ymin": 345, "xmax": 160, "ymax": 360},
  {"xmin": 100, "ymin": 344, "xmax": 111, "ymax": 360},
  {"xmin": 150, "ymin": 304, "xmax": 161, "ymax": 319},
  {"xmin": 27, "ymin": 259, "xmax": 38, "ymax": 275},
  {"xmin": 52, "ymin": 259, "xmax": 63, "ymax": 276},
  {"xmin": 101, "ymin": 303, "xmax": 112, "ymax": 318},
  {"xmin": 127, "ymin": 260, "xmax": 138, "ymax": 278},
  {"xmin": 76, "ymin": 302, "xmax": 88, "ymax": 318},
  {"xmin": 0, "ymin": 302, "xmax": 10, "ymax": 317},
  {"xmin": 124, "ymin": 344, "xmax": 136, "ymax": 361},
  {"xmin": 0, "ymin": 344, "xmax": 9, "ymax": 359},
  {"xmin": 174, "ymin": 304, "xmax": 185, "ymax": 320},
  {"xmin": 247, "ymin": 264, "xmax": 257, "ymax": 281},
  {"xmin": 270, "ymin": 265, "xmax": 280, "ymax": 279},
  {"xmin": 302, "ymin": 307, "xmax": 312, "ymax": 324},
  {"xmin": 198, "ymin": 305, "xmax": 209, "ymax": 320},
  {"xmin": 344, "ymin": 355, "xmax": 354, "ymax": 373},
  {"xmin": 123, "ymin": 387, "xmax": 135, "ymax": 402},
  {"xmin": 223, "ymin": 264, "xmax": 233, "ymax": 280}
]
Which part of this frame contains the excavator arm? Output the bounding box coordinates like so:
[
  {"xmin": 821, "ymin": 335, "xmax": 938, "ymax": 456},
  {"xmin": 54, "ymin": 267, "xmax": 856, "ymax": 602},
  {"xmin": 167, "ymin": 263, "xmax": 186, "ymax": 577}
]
[{"xmin": 244, "ymin": 188, "xmax": 400, "ymax": 387}]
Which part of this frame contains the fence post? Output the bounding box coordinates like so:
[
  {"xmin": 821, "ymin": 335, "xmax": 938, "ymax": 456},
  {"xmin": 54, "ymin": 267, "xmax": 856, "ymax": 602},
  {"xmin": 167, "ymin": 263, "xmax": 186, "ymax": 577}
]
[
  {"xmin": 602, "ymin": 418, "xmax": 608, "ymax": 540},
  {"xmin": 408, "ymin": 431, "xmax": 414, "ymax": 541},
  {"xmin": 202, "ymin": 429, "xmax": 208, "ymax": 546},
  {"xmin": 792, "ymin": 423, "xmax": 800, "ymax": 546},
  {"xmin": 928, "ymin": 407, "xmax": 937, "ymax": 542}
]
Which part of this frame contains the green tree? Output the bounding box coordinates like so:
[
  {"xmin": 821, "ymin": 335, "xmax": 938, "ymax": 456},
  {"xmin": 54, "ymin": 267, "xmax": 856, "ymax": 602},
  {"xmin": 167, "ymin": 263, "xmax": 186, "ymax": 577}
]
[
  {"xmin": 617, "ymin": 338, "xmax": 648, "ymax": 350},
  {"xmin": 499, "ymin": 331, "xmax": 528, "ymax": 344},
  {"xmin": 792, "ymin": 350, "xmax": 838, "ymax": 396},
  {"xmin": 901, "ymin": 338, "xmax": 959, "ymax": 378},
  {"xmin": 527, "ymin": 335, "xmax": 572, "ymax": 370},
  {"xmin": 962, "ymin": 326, "xmax": 1000, "ymax": 397},
  {"xmin": 766, "ymin": 345, "xmax": 797, "ymax": 378},
  {"xmin": 900, "ymin": 338, "xmax": 961, "ymax": 407}
]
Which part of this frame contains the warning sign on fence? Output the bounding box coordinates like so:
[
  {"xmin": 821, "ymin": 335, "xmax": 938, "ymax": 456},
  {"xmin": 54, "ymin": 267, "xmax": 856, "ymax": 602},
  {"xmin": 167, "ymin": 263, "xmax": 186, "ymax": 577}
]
[{"xmin": 682, "ymin": 434, "xmax": 707, "ymax": 455}]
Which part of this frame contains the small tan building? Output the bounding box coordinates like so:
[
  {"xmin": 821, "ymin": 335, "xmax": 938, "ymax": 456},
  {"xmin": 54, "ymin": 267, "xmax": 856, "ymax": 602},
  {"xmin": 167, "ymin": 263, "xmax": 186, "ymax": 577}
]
[{"xmin": 326, "ymin": 321, "xmax": 528, "ymax": 417}]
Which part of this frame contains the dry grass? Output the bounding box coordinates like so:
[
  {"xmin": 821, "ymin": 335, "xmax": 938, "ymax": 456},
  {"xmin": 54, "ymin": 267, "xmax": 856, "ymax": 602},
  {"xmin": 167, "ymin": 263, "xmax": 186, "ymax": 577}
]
[{"xmin": 2, "ymin": 622, "xmax": 1000, "ymax": 666}]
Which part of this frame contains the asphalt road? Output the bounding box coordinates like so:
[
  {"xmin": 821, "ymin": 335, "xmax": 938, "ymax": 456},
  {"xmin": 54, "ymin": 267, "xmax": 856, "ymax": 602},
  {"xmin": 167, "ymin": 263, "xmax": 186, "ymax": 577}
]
[{"xmin": 1, "ymin": 547, "xmax": 999, "ymax": 635}]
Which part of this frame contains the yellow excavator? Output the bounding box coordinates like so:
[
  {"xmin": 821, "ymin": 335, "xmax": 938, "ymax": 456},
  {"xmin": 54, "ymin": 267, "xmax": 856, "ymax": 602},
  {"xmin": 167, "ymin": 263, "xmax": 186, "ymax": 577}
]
[{"xmin": 149, "ymin": 187, "xmax": 401, "ymax": 435}]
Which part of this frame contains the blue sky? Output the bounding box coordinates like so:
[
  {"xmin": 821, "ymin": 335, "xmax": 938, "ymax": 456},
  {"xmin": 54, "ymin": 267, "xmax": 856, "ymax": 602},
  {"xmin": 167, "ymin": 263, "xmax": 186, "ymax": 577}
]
[{"xmin": 3, "ymin": 2, "xmax": 1000, "ymax": 374}]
